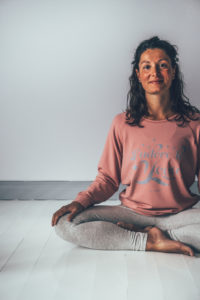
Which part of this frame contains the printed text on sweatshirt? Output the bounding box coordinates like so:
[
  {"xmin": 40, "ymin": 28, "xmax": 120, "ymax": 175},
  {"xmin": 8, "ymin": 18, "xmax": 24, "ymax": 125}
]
[{"xmin": 73, "ymin": 112, "xmax": 200, "ymax": 216}]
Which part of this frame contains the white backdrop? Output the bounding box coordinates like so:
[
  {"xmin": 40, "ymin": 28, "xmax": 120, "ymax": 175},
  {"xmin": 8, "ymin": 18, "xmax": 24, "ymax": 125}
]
[{"xmin": 1, "ymin": 0, "xmax": 200, "ymax": 180}]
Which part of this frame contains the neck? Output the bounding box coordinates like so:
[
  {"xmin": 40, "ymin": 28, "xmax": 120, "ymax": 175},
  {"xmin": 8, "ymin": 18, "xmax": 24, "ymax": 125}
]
[{"xmin": 145, "ymin": 91, "xmax": 173, "ymax": 119}]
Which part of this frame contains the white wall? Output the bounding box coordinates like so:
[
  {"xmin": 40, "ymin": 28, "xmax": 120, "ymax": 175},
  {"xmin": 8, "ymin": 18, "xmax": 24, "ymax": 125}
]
[{"xmin": 1, "ymin": 0, "xmax": 200, "ymax": 180}]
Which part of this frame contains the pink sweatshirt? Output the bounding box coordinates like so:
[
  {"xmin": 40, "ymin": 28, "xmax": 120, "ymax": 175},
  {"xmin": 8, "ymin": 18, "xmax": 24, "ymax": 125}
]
[{"xmin": 73, "ymin": 112, "xmax": 200, "ymax": 216}]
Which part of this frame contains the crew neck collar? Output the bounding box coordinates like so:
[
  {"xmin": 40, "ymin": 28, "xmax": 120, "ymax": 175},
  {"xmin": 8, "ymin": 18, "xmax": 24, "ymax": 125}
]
[{"xmin": 142, "ymin": 113, "xmax": 178, "ymax": 122}]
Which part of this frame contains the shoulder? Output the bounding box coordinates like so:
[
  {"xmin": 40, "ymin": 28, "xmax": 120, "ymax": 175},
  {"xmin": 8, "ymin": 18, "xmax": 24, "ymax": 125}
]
[
  {"xmin": 187, "ymin": 112, "xmax": 200, "ymax": 143},
  {"xmin": 111, "ymin": 112, "xmax": 126, "ymax": 125},
  {"xmin": 109, "ymin": 112, "xmax": 126, "ymax": 142},
  {"xmin": 188, "ymin": 112, "xmax": 200, "ymax": 119},
  {"xmin": 187, "ymin": 112, "xmax": 200, "ymax": 127}
]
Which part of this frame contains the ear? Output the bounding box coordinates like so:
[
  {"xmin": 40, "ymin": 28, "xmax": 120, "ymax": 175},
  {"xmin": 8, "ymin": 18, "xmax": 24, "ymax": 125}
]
[{"xmin": 136, "ymin": 69, "xmax": 140, "ymax": 82}]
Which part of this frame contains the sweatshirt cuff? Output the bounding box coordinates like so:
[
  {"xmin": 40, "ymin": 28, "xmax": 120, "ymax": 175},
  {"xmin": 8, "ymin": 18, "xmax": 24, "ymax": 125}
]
[{"xmin": 73, "ymin": 192, "xmax": 93, "ymax": 209}]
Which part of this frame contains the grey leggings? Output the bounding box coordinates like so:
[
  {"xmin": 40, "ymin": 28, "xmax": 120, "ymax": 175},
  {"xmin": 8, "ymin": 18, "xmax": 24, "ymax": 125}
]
[{"xmin": 54, "ymin": 203, "xmax": 200, "ymax": 252}]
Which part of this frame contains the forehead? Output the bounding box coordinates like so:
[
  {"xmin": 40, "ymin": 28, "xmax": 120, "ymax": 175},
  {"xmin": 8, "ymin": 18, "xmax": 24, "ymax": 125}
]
[{"xmin": 139, "ymin": 48, "xmax": 170, "ymax": 63}]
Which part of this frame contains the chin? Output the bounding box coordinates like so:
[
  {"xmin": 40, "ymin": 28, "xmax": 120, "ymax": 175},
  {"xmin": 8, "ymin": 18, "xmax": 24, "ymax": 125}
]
[{"xmin": 149, "ymin": 90, "xmax": 162, "ymax": 94}]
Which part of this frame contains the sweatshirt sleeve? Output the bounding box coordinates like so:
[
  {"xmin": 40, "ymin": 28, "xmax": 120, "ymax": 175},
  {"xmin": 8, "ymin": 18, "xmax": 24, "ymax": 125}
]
[{"xmin": 73, "ymin": 114, "xmax": 123, "ymax": 208}]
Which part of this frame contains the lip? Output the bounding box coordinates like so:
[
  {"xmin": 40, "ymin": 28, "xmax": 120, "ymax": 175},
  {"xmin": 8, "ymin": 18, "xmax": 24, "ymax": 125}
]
[{"xmin": 149, "ymin": 80, "xmax": 163, "ymax": 83}]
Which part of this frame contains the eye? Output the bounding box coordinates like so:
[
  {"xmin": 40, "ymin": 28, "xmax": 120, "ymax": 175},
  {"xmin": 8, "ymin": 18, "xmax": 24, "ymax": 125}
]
[
  {"xmin": 143, "ymin": 65, "xmax": 150, "ymax": 70},
  {"xmin": 160, "ymin": 63, "xmax": 168, "ymax": 68}
]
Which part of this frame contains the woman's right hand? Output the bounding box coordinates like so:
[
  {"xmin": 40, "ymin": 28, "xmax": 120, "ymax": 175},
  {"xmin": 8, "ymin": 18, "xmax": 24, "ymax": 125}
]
[{"xmin": 51, "ymin": 201, "xmax": 85, "ymax": 226}]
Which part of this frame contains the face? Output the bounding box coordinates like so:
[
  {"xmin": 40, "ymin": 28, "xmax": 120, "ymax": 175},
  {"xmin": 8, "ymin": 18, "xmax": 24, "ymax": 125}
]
[{"xmin": 136, "ymin": 48, "xmax": 176, "ymax": 96}]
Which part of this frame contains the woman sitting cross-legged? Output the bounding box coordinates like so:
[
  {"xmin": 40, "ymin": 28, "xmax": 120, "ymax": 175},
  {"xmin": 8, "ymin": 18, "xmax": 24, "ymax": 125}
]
[{"xmin": 52, "ymin": 36, "xmax": 200, "ymax": 257}]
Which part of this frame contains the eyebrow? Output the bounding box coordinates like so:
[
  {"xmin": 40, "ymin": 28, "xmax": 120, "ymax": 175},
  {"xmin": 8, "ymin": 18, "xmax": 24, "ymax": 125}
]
[{"xmin": 140, "ymin": 58, "xmax": 169, "ymax": 65}]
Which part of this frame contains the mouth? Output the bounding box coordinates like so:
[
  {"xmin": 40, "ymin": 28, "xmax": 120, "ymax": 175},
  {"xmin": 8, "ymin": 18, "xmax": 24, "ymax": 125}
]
[{"xmin": 149, "ymin": 80, "xmax": 163, "ymax": 84}]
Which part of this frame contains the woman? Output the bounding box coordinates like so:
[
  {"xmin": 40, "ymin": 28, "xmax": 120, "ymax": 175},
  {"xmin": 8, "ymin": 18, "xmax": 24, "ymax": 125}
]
[{"xmin": 52, "ymin": 36, "xmax": 200, "ymax": 257}]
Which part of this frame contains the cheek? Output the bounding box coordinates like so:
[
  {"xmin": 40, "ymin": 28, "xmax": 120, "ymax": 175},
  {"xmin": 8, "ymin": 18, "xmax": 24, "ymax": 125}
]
[
  {"xmin": 163, "ymin": 70, "xmax": 172, "ymax": 79},
  {"xmin": 140, "ymin": 73, "xmax": 149, "ymax": 82}
]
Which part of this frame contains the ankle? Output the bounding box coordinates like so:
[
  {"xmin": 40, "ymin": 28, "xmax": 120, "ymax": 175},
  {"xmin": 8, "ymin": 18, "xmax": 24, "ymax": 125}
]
[
  {"xmin": 145, "ymin": 227, "xmax": 159, "ymax": 251},
  {"xmin": 146, "ymin": 232, "xmax": 154, "ymax": 251}
]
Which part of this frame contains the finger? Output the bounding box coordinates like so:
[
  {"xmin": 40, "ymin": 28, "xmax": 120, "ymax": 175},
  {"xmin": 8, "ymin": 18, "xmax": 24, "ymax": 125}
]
[
  {"xmin": 117, "ymin": 222, "xmax": 135, "ymax": 231},
  {"xmin": 67, "ymin": 210, "xmax": 79, "ymax": 222},
  {"xmin": 52, "ymin": 214, "xmax": 60, "ymax": 226},
  {"xmin": 143, "ymin": 226, "xmax": 154, "ymax": 232},
  {"xmin": 52, "ymin": 209, "xmax": 69, "ymax": 226},
  {"xmin": 117, "ymin": 221, "xmax": 129, "ymax": 228},
  {"xmin": 52, "ymin": 214, "xmax": 61, "ymax": 226},
  {"xmin": 52, "ymin": 213, "xmax": 64, "ymax": 226},
  {"xmin": 117, "ymin": 221, "xmax": 124, "ymax": 226},
  {"xmin": 51, "ymin": 214, "xmax": 57, "ymax": 226}
]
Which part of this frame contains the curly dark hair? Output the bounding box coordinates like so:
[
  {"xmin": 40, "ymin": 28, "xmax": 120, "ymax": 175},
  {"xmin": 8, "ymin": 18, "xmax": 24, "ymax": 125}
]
[{"xmin": 123, "ymin": 36, "xmax": 200, "ymax": 127}]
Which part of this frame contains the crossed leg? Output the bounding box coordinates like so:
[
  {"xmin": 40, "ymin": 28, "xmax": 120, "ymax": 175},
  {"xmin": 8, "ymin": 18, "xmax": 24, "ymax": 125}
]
[
  {"xmin": 54, "ymin": 203, "xmax": 200, "ymax": 256},
  {"xmin": 154, "ymin": 207, "xmax": 200, "ymax": 253}
]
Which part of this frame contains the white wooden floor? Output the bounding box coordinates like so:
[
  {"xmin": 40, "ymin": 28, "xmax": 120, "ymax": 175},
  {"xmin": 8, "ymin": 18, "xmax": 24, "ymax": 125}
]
[{"xmin": 0, "ymin": 200, "xmax": 200, "ymax": 300}]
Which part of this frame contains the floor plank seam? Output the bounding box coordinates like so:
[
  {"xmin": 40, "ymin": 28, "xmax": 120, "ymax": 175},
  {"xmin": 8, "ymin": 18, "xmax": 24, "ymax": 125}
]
[{"xmin": 0, "ymin": 237, "xmax": 25, "ymax": 272}]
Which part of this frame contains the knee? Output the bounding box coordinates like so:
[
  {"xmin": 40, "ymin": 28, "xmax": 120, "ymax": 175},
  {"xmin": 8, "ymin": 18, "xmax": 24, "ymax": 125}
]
[
  {"xmin": 54, "ymin": 215, "xmax": 75, "ymax": 243},
  {"xmin": 168, "ymin": 225, "xmax": 200, "ymax": 253}
]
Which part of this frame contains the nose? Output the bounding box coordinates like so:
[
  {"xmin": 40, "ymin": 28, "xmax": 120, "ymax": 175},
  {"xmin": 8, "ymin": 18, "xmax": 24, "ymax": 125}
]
[{"xmin": 151, "ymin": 64, "xmax": 161, "ymax": 77}]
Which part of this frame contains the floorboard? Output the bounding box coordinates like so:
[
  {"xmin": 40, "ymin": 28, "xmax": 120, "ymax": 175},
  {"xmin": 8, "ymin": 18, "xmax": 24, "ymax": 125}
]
[{"xmin": 0, "ymin": 200, "xmax": 199, "ymax": 300}]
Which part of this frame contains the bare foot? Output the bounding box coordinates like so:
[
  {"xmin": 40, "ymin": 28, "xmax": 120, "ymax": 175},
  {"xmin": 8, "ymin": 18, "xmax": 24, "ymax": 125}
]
[
  {"xmin": 146, "ymin": 226, "xmax": 194, "ymax": 257},
  {"xmin": 117, "ymin": 222, "xmax": 194, "ymax": 256}
]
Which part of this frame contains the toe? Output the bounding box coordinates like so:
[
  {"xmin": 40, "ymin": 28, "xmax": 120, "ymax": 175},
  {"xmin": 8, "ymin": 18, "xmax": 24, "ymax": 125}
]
[
  {"xmin": 143, "ymin": 226, "xmax": 154, "ymax": 232},
  {"xmin": 117, "ymin": 222, "xmax": 134, "ymax": 231}
]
